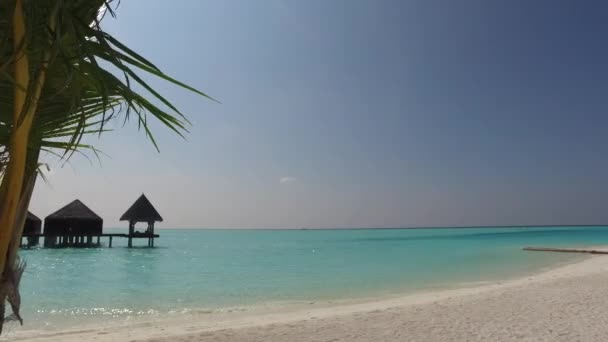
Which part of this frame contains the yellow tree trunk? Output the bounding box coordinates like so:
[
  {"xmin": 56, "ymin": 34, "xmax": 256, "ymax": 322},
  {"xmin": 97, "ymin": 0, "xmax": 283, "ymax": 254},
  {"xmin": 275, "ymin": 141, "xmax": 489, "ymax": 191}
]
[
  {"xmin": 0, "ymin": 0, "xmax": 31, "ymax": 275},
  {"xmin": 0, "ymin": 0, "xmax": 48, "ymax": 274},
  {"xmin": 8, "ymin": 154, "xmax": 39, "ymax": 269}
]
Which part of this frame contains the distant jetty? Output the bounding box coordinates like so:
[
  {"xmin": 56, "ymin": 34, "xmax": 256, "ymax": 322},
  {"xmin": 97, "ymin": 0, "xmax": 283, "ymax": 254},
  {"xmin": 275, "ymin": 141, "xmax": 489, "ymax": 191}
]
[
  {"xmin": 21, "ymin": 194, "xmax": 162, "ymax": 248},
  {"xmin": 523, "ymin": 247, "xmax": 608, "ymax": 254}
]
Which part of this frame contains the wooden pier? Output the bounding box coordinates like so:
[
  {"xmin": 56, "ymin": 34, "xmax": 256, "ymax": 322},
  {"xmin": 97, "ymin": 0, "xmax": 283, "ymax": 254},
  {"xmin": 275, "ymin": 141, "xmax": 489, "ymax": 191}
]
[
  {"xmin": 21, "ymin": 233, "xmax": 160, "ymax": 248},
  {"xmin": 523, "ymin": 247, "xmax": 608, "ymax": 255},
  {"xmin": 21, "ymin": 195, "xmax": 164, "ymax": 249}
]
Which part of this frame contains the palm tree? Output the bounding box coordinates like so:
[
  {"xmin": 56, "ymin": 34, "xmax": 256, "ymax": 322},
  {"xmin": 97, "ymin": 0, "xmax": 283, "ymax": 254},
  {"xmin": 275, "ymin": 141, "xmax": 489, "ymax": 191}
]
[{"xmin": 0, "ymin": 0, "xmax": 212, "ymax": 331}]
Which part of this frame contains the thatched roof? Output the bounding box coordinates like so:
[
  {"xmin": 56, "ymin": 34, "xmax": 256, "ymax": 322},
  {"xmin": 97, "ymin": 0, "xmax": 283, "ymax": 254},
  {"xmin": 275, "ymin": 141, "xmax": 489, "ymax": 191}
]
[
  {"xmin": 46, "ymin": 199, "xmax": 102, "ymax": 221},
  {"xmin": 24, "ymin": 211, "xmax": 42, "ymax": 236},
  {"xmin": 120, "ymin": 194, "xmax": 163, "ymax": 222},
  {"xmin": 27, "ymin": 211, "xmax": 41, "ymax": 222}
]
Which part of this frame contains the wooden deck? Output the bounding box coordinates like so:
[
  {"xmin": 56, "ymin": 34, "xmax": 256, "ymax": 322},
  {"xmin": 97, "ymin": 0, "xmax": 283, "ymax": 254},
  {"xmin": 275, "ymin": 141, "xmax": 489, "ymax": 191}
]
[
  {"xmin": 21, "ymin": 233, "xmax": 159, "ymax": 248},
  {"xmin": 523, "ymin": 247, "xmax": 608, "ymax": 254}
]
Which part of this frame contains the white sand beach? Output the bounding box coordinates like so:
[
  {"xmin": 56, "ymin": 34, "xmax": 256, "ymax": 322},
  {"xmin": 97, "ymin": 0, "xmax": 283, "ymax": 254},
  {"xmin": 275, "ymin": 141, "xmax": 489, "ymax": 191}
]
[{"xmin": 9, "ymin": 253, "xmax": 608, "ymax": 342}]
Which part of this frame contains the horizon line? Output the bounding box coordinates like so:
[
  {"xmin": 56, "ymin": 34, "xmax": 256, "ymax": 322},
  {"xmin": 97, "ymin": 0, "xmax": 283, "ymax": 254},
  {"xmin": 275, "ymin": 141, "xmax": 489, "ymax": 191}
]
[{"xmin": 104, "ymin": 224, "xmax": 608, "ymax": 230}]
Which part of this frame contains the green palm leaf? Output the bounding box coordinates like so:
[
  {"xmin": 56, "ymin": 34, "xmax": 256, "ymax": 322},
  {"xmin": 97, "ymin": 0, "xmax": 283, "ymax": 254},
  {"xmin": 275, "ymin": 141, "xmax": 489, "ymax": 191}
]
[{"xmin": 0, "ymin": 0, "xmax": 213, "ymax": 331}]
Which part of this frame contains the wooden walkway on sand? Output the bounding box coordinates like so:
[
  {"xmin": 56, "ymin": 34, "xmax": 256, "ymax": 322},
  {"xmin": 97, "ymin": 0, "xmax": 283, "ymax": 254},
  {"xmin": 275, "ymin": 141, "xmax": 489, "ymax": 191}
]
[
  {"xmin": 523, "ymin": 247, "xmax": 608, "ymax": 255},
  {"xmin": 21, "ymin": 233, "xmax": 160, "ymax": 248}
]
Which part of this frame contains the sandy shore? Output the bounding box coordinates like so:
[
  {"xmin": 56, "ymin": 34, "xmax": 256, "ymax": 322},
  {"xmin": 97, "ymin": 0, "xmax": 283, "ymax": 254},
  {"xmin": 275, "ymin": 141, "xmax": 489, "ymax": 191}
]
[{"xmin": 8, "ymin": 253, "xmax": 608, "ymax": 342}]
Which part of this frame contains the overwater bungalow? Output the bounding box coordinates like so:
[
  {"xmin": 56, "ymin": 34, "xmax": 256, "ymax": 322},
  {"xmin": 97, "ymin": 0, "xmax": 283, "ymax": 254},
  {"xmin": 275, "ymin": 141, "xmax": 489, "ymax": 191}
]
[
  {"xmin": 22, "ymin": 211, "xmax": 42, "ymax": 247},
  {"xmin": 44, "ymin": 199, "xmax": 103, "ymax": 247},
  {"xmin": 120, "ymin": 194, "xmax": 163, "ymax": 247}
]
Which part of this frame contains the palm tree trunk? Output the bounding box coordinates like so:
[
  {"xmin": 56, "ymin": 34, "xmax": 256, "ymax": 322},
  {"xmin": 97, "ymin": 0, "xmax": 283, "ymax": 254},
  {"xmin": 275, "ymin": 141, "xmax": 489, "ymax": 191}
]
[
  {"xmin": 7, "ymin": 149, "xmax": 40, "ymax": 269},
  {"xmin": 0, "ymin": 0, "xmax": 50, "ymax": 273},
  {"xmin": 0, "ymin": 155, "xmax": 38, "ymax": 331},
  {"xmin": 0, "ymin": 0, "xmax": 32, "ymax": 275}
]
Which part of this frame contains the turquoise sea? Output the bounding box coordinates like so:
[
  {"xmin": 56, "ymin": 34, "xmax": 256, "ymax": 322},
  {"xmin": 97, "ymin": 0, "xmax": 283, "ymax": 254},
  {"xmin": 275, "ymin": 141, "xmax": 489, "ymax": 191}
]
[{"xmin": 15, "ymin": 227, "xmax": 608, "ymax": 332}]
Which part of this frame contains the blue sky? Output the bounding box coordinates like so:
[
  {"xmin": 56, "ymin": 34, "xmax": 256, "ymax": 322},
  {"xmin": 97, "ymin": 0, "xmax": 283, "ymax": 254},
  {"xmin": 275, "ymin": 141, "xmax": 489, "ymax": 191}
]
[{"xmin": 31, "ymin": 0, "xmax": 608, "ymax": 228}]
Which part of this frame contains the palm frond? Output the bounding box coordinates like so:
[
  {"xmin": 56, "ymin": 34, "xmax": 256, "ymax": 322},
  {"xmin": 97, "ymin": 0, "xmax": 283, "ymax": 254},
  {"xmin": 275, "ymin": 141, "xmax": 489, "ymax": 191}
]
[{"xmin": 0, "ymin": 1, "xmax": 213, "ymax": 332}]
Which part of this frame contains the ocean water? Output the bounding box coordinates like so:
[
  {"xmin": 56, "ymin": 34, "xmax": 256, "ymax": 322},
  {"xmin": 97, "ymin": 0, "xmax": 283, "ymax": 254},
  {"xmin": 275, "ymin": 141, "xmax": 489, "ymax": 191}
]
[{"xmin": 14, "ymin": 227, "xmax": 608, "ymax": 332}]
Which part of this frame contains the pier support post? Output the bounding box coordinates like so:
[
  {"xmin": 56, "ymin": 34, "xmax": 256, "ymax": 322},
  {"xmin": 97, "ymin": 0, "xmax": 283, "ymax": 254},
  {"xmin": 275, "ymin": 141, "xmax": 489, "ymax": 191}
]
[
  {"xmin": 97, "ymin": 236, "xmax": 100, "ymax": 246},
  {"xmin": 109, "ymin": 236, "xmax": 113, "ymax": 248},
  {"xmin": 128, "ymin": 221, "xmax": 134, "ymax": 248}
]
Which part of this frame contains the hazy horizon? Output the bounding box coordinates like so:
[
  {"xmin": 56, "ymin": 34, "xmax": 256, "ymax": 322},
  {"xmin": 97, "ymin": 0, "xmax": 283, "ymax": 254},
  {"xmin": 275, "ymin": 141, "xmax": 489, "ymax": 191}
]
[
  {"xmin": 30, "ymin": 0, "xmax": 608, "ymax": 229},
  {"xmin": 101, "ymin": 225, "xmax": 608, "ymax": 230}
]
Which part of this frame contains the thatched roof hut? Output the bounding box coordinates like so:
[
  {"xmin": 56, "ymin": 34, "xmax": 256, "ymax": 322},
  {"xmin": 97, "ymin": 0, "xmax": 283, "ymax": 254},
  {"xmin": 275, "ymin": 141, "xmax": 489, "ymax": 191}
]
[
  {"xmin": 120, "ymin": 194, "xmax": 162, "ymax": 247},
  {"xmin": 44, "ymin": 199, "xmax": 103, "ymax": 236},
  {"xmin": 120, "ymin": 194, "xmax": 163, "ymax": 223},
  {"xmin": 22, "ymin": 211, "xmax": 42, "ymax": 246},
  {"xmin": 24, "ymin": 211, "xmax": 42, "ymax": 235}
]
